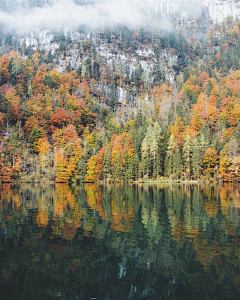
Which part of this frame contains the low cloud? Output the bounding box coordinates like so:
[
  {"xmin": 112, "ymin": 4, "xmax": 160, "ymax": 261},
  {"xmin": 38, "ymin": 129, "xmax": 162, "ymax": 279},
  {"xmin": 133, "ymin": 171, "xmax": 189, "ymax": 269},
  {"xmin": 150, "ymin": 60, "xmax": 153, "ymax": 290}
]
[
  {"xmin": 0, "ymin": 0, "xmax": 147, "ymax": 32},
  {"xmin": 0, "ymin": 0, "xmax": 208, "ymax": 33}
]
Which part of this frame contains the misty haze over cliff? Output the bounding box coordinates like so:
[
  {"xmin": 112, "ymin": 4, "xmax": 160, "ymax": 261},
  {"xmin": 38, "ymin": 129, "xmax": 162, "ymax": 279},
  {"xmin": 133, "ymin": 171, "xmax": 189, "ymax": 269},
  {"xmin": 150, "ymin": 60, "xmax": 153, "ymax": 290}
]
[
  {"xmin": 0, "ymin": 0, "xmax": 239, "ymax": 33},
  {"xmin": 1, "ymin": 0, "xmax": 145, "ymax": 32}
]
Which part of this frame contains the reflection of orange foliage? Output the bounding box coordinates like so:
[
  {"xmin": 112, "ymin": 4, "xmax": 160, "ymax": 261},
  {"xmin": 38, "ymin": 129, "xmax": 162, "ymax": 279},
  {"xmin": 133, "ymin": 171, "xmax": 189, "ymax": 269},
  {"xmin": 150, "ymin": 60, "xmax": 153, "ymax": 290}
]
[
  {"xmin": 204, "ymin": 199, "xmax": 219, "ymax": 217},
  {"xmin": 172, "ymin": 220, "xmax": 185, "ymax": 247},
  {"xmin": 55, "ymin": 203, "xmax": 63, "ymax": 216},
  {"xmin": 219, "ymin": 185, "xmax": 230, "ymax": 215},
  {"xmin": 0, "ymin": 183, "xmax": 12, "ymax": 202},
  {"xmin": 225, "ymin": 224, "xmax": 236, "ymax": 236},
  {"xmin": 54, "ymin": 184, "xmax": 80, "ymax": 215},
  {"xmin": 219, "ymin": 184, "xmax": 240, "ymax": 216},
  {"xmin": 84, "ymin": 184, "xmax": 135, "ymax": 233},
  {"xmin": 12, "ymin": 194, "xmax": 21, "ymax": 209},
  {"xmin": 85, "ymin": 184, "xmax": 107, "ymax": 219},
  {"xmin": 212, "ymin": 255, "xmax": 222, "ymax": 266},
  {"xmin": 110, "ymin": 196, "xmax": 134, "ymax": 233},
  {"xmin": 192, "ymin": 230, "xmax": 202, "ymax": 251},
  {"xmin": 211, "ymin": 241, "xmax": 222, "ymax": 258},
  {"xmin": 186, "ymin": 228, "xmax": 200, "ymax": 241},
  {"xmin": 110, "ymin": 217, "xmax": 127, "ymax": 232},
  {"xmin": 85, "ymin": 184, "xmax": 98, "ymax": 209},
  {"xmin": 51, "ymin": 185, "xmax": 82, "ymax": 241},
  {"xmin": 62, "ymin": 224, "xmax": 77, "ymax": 240},
  {"xmin": 49, "ymin": 243, "xmax": 65, "ymax": 258},
  {"xmin": 196, "ymin": 249, "xmax": 211, "ymax": 271},
  {"xmin": 0, "ymin": 184, "xmax": 22, "ymax": 210},
  {"xmin": 36, "ymin": 211, "xmax": 49, "ymax": 227}
]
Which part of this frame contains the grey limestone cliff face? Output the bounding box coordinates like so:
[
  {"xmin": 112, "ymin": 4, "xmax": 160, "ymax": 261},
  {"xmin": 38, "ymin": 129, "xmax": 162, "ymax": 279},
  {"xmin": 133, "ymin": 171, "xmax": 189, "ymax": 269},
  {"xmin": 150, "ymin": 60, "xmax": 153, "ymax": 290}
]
[
  {"xmin": 204, "ymin": 0, "xmax": 240, "ymax": 22},
  {"xmin": 131, "ymin": 0, "xmax": 240, "ymax": 22}
]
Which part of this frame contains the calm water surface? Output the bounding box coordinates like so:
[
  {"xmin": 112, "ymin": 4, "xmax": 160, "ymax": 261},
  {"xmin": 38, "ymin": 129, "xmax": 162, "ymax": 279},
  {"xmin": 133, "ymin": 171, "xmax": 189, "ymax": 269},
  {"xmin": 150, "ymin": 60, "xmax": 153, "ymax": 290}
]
[{"xmin": 0, "ymin": 183, "xmax": 240, "ymax": 300}]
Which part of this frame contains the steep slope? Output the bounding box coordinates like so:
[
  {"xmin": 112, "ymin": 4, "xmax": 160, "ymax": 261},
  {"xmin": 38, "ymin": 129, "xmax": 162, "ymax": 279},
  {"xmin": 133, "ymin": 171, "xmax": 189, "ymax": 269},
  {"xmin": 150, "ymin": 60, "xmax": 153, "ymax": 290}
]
[{"xmin": 204, "ymin": 0, "xmax": 240, "ymax": 22}]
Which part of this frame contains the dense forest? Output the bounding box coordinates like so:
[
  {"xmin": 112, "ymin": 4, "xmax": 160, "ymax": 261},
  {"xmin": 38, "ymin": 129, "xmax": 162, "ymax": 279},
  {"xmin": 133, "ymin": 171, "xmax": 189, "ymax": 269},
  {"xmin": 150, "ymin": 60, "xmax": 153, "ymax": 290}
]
[{"xmin": 1, "ymin": 17, "xmax": 240, "ymax": 183}]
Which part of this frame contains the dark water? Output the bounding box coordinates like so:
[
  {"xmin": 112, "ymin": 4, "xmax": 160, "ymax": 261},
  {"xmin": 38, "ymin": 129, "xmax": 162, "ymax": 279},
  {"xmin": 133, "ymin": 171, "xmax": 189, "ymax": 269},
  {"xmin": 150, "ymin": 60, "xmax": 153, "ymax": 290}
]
[{"xmin": 0, "ymin": 183, "xmax": 240, "ymax": 300}]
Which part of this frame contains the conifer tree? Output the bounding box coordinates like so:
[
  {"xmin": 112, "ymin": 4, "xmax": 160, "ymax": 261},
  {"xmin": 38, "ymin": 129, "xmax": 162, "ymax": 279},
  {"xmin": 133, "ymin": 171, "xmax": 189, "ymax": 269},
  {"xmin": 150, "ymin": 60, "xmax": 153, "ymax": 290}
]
[
  {"xmin": 114, "ymin": 152, "xmax": 123, "ymax": 181},
  {"xmin": 141, "ymin": 136, "xmax": 151, "ymax": 178},
  {"xmin": 173, "ymin": 146, "xmax": 183, "ymax": 180},
  {"xmin": 110, "ymin": 77, "xmax": 116, "ymax": 111},
  {"xmin": 165, "ymin": 134, "xmax": 177, "ymax": 177},
  {"xmin": 183, "ymin": 135, "xmax": 192, "ymax": 180},
  {"xmin": 102, "ymin": 148, "xmax": 111, "ymax": 181},
  {"xmin": 191, "ymin": 137, "xmax": 202, "ymax": 179}
]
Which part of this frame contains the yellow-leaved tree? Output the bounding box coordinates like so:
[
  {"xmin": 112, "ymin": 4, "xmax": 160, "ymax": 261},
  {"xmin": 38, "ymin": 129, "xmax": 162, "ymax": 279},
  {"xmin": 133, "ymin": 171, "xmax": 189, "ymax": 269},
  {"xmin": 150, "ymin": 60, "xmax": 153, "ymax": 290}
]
[{"xmin": 54, "ymin": 150, "xmax": 72, "ymax": 182}]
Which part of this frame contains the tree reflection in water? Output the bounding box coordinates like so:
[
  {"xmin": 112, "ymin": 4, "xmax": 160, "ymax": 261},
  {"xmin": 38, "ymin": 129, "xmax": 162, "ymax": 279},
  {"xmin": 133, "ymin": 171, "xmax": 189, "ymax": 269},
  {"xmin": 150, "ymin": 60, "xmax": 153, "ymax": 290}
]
[{"xmin": 0, "ymin": 183, "xmax": 240, "ymax": 299}]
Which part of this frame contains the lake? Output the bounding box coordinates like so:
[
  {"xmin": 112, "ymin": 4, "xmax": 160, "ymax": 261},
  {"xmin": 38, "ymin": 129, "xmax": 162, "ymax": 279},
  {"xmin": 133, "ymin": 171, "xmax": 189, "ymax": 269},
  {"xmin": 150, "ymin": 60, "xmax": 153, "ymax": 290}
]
[{"xmin": 0, "ymin": 183, "xmax": 240, "ymax": 300}]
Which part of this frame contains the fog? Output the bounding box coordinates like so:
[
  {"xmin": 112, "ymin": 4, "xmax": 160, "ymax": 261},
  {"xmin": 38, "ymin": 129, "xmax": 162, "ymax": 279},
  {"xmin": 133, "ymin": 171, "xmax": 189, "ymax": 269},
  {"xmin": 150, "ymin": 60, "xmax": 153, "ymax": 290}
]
[
  {"xmin": 0, "ymin": 0, "xmax": 207, "ymax": 33},
  {"xmin": 0, "ymin": 0, "xmax": 147, "ymax": 32}
]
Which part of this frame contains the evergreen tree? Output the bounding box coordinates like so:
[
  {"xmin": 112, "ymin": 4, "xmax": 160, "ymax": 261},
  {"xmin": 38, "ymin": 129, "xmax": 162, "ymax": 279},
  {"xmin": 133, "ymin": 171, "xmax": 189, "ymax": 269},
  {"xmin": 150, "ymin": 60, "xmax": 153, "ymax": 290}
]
[
  {"xmin": 173, "ymin": 146, "xmax": 183, "ymax": 180},
  {"xmin": 81, "ymin": 60, "xmax": 86, "ymax": 78},
  {"xmin": 183, "ymin": 135, "xmax": 192, "ymax": 180},
  {"xmin": 141, "ymin": 136, "xmax": 151, "ymax": 178},
  {"xmin": 110, "ymin": 77, "xmax": 116, "ymax": 111},
  {"xmin": 165, "ymin": 135, "xmax": 177, "ymax": 178},
  {"xmin": 205, "ymin": 79, "xmax": 213, "ymax": 97},
  {"xmin": 102, "ymin": 148, "xmax": 111, "ymax": 181},
  {"xmin": 191, "ymin": 137, "xmax": 202, "ymax": 179},
  {"xmin": 155, "ymin": 58, "xmax": 165, "ymax": 84},
  {"xmin": 0, "ymin": 92, "xmax": 11, "ymax": 127},
  {"xmin": 114, "ymin": 152, "xmax": 123, "ymax": 181}
]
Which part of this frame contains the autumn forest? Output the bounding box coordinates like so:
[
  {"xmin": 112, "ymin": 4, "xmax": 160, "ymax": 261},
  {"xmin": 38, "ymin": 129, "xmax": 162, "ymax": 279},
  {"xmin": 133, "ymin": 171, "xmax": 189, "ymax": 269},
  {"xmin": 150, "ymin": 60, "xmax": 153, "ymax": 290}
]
[{"xmin": 1, "ymin": 17, "xmax": 240, "ymax": 183}]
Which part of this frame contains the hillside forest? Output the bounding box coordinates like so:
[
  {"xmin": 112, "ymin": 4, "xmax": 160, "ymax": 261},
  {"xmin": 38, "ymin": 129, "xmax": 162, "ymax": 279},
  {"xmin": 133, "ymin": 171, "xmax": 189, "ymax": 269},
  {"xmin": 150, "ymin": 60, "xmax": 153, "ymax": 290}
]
[{"xmin": 1, "ymin": 17, "xmax": 240, "ymax": 183}]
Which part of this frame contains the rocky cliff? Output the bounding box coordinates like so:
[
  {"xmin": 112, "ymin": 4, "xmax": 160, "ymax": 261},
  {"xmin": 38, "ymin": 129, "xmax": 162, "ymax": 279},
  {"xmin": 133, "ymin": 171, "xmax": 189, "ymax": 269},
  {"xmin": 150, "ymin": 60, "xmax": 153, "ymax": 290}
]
[{"xmin": 132, "ymin": 0, "xmax": 240, "ymax": 22}]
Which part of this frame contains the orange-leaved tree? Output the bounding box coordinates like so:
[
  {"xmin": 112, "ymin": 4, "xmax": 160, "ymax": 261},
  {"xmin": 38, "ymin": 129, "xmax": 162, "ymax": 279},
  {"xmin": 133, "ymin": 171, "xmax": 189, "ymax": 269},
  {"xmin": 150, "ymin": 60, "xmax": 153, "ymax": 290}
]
[
  {"xmin": 203, "ymin": 148, "xmax": 218, "ymax": 176},
  {"xmin": 85, "ymin": 156, "xmax": 98, "ymax": 182},
  {"xmin": 54, "ymin": 150, "xmax": 72, "ymax": 182}
]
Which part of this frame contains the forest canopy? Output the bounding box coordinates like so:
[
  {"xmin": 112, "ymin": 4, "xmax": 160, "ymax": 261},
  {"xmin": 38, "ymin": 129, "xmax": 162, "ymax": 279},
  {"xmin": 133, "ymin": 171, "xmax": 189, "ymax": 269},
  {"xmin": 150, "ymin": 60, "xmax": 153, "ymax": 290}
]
[{"xmin": 1, "ymin": 17, "xmax": 240, "ymax": 183}]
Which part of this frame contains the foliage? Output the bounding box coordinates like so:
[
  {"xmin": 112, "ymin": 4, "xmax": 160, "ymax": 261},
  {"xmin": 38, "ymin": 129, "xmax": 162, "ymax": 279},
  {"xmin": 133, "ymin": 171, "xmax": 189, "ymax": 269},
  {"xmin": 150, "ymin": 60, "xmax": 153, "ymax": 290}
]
[{"xmin": 1, "ymin": 18, "xmax": 240, "ymax": 182}]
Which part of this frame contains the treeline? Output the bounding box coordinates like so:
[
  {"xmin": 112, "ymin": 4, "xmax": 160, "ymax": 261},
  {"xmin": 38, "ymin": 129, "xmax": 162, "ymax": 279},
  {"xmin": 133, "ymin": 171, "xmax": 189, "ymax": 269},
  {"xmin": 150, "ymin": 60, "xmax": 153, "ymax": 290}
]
[{"xmin": 1, "ymin": 18, "xmax": 240, "ymax": 182}]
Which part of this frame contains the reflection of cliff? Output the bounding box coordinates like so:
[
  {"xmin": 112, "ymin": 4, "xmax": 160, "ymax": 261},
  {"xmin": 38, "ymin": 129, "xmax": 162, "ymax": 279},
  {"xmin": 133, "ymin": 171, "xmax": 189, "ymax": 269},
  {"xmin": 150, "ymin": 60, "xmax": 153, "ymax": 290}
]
[{"xmin": 1, "ymin": 183, "xmax": 240, "ymax": 299}]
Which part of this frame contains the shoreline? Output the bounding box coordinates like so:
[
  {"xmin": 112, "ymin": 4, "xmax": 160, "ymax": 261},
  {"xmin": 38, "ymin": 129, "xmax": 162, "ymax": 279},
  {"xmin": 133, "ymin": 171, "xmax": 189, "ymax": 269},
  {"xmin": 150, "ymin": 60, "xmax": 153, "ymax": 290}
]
[{"xmin": 0, "ymin": 179, "xmax": 237, "ymax": 185}]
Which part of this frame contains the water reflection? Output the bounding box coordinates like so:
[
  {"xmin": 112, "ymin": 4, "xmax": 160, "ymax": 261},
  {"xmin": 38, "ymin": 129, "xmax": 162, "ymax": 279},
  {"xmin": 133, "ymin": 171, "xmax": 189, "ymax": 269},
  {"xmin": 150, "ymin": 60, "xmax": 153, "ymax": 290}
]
[{"xmin": 0, "ymin": 183, "xmax": 240, "ymax": 299}]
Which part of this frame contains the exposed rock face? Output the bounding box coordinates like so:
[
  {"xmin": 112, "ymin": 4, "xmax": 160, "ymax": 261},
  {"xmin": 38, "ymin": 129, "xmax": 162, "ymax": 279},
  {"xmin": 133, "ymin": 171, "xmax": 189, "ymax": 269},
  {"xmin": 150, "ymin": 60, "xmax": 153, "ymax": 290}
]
[
  {"xmin": 204, "ymin": 0, "xmax": 240, "ymax": 22},
  {"xmin": 131, "ymin": 0, "xmax": 240, "ymax": 22}
]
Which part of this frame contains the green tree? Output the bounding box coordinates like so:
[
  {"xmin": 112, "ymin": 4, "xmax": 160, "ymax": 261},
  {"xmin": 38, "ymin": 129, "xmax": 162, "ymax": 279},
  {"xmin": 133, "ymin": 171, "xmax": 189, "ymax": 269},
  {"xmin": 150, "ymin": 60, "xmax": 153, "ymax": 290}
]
[
  {"xmin": 191, "ymin": 137, "xmax": 202, "ymax": 179},
  {"xmin": 183, "ymin": 135, "xmax": 192, "ymax": 180},
  {"xmin": 173, "ymin": 146, "xmax": 183, "ymax": 180},
  {"xmin": 165, "ymin": 134, "xmax": 177, "ymax": 178},
  {"xmin": 110, "ymin": 77, "xmax": 116, "ymax": 111}
]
